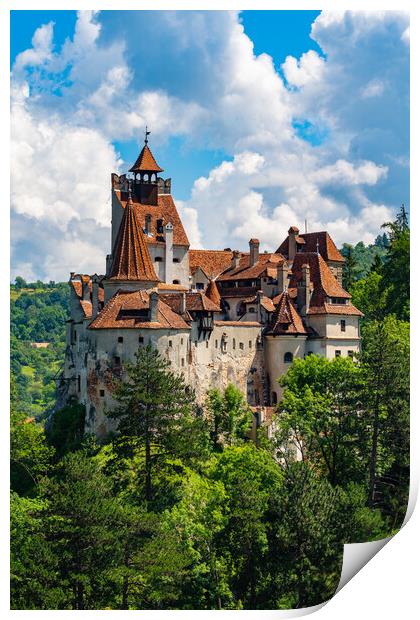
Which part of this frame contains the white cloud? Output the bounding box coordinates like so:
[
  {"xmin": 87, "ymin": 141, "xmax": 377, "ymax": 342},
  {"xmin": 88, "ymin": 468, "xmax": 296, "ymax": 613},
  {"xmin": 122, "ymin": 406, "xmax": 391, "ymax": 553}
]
[
  {"xmin": 13, "ymin": 22, "xmax": 54, "ymax": 72},
  {"xmin": 10, "ymin": 10, "xmax": 409, "ymax": 280}
]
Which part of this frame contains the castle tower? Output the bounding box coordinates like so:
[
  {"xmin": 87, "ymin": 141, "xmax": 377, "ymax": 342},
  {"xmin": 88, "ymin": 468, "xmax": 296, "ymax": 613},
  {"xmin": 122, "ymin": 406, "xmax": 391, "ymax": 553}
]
[
  {"xmin": 129, "ymin": 128, "xmax": 164, "ymax": 206},
  {"xmin": 104, "ymin": 187, "xmax": 160, "ymax": 301}
]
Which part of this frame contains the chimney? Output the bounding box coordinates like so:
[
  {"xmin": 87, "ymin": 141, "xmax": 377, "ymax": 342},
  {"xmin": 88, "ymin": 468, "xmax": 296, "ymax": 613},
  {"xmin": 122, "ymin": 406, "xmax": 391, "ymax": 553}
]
[
  {"xmin": 149, "ymin": 291, "xmax": 159, "ymax": 322},
  {"xmin": 249, "ymin": 238, "xmax": 260, "ymax": 266},
  {"xmin": 82, "ymin": 277, "xmax": 90, "ymax": 301},
  {"xmin": 297, "ymin": 263, "xmax": 311, "ymax": 315},
  {"xmin": 277, "ymin": 261, "xmax": 289, "ymax": 293},
  {"xmin": 288, "ymin": 226, "xmax": 299, "ymax": 261},
  {"xmin": 164, "ymin": 222, "xmax": 174, "ymax": 284},
  {"xmin": 180, "ymin": 292, "xmax": 186, "ymax": 315},
  {"xmin": 231, "ymin": 250, "xmax": 241, "ymax": 270},
  {"xmin": 92, "ymin": 274, "xmax": 100, "ymax": 319}
]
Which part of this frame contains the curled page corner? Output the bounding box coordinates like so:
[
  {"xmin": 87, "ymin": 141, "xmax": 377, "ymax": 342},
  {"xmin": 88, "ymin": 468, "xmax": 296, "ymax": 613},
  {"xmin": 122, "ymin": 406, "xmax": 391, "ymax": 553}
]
[{"xmin": 336, "ymin": 536, "xmax": 392, "ymax": 594}]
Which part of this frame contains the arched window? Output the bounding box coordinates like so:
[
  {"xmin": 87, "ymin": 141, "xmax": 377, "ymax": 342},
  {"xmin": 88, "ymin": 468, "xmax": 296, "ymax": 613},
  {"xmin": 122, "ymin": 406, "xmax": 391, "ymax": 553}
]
[
  {"xmin": 144, "ymin": 173, "xmax": 149, "ymax": 182},
  {"xmin": 172, "ymin": 279, "xmax": 180, "ymax": 285},
  {"xmin": 284, "ymin": 351, "xmax": 293, "ymax": 363}
]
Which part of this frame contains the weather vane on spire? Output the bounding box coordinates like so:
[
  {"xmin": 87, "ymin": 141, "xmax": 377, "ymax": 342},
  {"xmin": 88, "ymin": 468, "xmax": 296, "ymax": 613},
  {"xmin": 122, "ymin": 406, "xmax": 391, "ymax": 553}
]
[{"xmin": 144, "ymin": 126, "xmax": 151, "ymax": 144}]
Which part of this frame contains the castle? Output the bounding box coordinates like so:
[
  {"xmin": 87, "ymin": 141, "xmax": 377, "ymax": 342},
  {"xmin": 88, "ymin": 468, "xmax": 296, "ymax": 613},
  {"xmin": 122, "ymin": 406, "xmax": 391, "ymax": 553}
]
[{"xmin": 62, "ymin": 137, "xmax": 363, "ymax": 437}]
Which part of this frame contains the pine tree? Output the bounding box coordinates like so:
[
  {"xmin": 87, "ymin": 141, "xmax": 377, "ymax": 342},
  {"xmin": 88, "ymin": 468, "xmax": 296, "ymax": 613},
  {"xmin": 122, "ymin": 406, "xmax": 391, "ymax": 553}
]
[{"xmin": 108, "ymin": 344, "xmax": 198, "ymax": 503}]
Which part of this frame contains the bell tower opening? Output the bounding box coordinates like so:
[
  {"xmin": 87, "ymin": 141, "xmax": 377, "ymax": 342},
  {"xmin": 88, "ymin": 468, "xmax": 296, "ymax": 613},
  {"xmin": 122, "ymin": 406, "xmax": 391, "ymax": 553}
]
[{"xmin": 128, "ymin": 127, "xmax": 163, "ymax": 206}]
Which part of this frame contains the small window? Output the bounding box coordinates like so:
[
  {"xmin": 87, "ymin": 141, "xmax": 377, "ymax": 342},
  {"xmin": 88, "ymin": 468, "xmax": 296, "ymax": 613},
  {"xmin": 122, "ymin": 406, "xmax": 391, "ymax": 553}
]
[
  {"xmin": 139, "ymin": 336, "xmax": 144, "ymax": 344},
  {"xmin": 157, "ymin": 218, "xmax": 164, "ymax": 233},
  {"xmin": 181, "ymin": 358, "xmax": 185, "ymax": 367},
  {"xmin": 249, "ymin": 340, "xmax": 252, "ymax": 348},
  {"xmin": 169, "ymin": 340, "xmax": 173, "ymax": 348},
  {"xmin": 335, "ymin": 350, "xmax": 341, "ymax": 357},
  {"xmin": 77, "ymin": 375, "xmax": 81, "ymax": 392},
  {"xmin": 195, "ymin": 341, "xmax": 198, "ymax": 347},
  {"xmin": 114, "ymin": 356, "xmax": 121, "ymax": 365},
  {"xmin": 340, "ymin": 320, "xmax": 346, "ymax": 332},
  {"xmin": 99, "ymin": 389, "xmax": 105, "ymax": 397},
  {"xmin": 233, "ymin": 338, "xmax": 236, "ymax": 350},
  {"xmin": 215, "ymin": 340, "xmax": 218, "ymax": 348},
  {"xmin": 348, "ymin": 350, "xmax": 354, "ymax": 357},
  {"xmin": 271, "ymin": 391, "xmax": 278, "ymax": 405},
  {"xmin": 239, "ymin": 342, "xmax": 244, "ymax": 350},
  {"xmin": 196, "ymin": 283, "xmax": 204, "ymax": 290},
  {"xmin": 248, "ymin": 307, "xmax": 256, "ymax": 313},
  {"xmin": 155, "ymin": 256, "xmax": 163, "ymax": 262},
  {"xmin": 173, "ymin": 279, "xmax": 180, "ymax": 285},
  {"xmin": 118, "ymin": 336, "xmax": 123, "ymax": 343},
  {"xmin": 173, "ymin": 257, "xmax": 180, "ymax": 263},
  {"xmin": 206, "ymin": 341, "xmax": 209, "ymax": 348},
  {"xmin": 181, "ymin": 338, "xmax": 184, "ymax": 345},
  {"xmin": 284, "ymin": 352, "xmax": 293, "ymax": 363}
]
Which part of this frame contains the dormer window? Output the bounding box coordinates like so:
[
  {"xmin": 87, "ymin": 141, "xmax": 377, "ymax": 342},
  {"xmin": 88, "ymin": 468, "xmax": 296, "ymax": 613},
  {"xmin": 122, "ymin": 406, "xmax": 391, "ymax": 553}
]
[{"xmin": 144, "ymin": 214, "xmax": 152, "ymax": 235}]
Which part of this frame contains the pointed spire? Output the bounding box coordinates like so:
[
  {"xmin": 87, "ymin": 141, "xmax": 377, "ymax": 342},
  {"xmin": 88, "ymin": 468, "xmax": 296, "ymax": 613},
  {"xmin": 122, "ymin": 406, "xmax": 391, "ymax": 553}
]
[
  {"xmin": 269, "ymin": 289, "xmax": 306, "ymax": 335},
  {"xmin": 109, "ymin": 197, "xmax": 160, "ymax": 282},
  {"xmin": 129, "ymin": 130, "xmax": 163, "ymax": 173},
  {"xmin": 205, "ymin": 279, "xmax": 221, "ymax": 308}
]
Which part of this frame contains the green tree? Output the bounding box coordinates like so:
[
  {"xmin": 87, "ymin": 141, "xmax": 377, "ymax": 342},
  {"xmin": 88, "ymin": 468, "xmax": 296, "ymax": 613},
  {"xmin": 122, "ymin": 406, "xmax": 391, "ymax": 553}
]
[
  {"xmin": 210, "ymin": 445, "xmax": 284, "ymax": 608},
  {"xmin": 275, "ymin": 355, "xmax": 365, "ymax": 486},
  {"xmin": 41, "ymin": 451, "xmax": 127, "ymax": 609},
  {"xmin": 205, "ymin": 383, "xmax": 253, "ymax": 449},
  {"xmin": 46, "ymin": 400, "xmax": 86, "ymax": 457},
  {"xmin": 381, "ymin": 205, "xmax": 410, "ymax": 320},
  {"xmin": 10, "ymin": 492, "xmax": 64, "ymax": 609},
  {"xmin": 342, "ymin": 244, "xmax": 358, "ymax": 290},
  {"xmin": 108, "ymin": 344, "xmax": 201, "ymax": 503},
  {"xmin": 360, "ymin": 316, "xmax": 409, "ymax": 517}
]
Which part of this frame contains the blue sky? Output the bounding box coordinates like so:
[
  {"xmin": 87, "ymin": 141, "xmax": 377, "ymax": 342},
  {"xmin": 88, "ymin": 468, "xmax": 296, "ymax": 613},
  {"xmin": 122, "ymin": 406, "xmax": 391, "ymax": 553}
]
[{"xmin": 10, "ymin": 10, "xmax": 409, "ymax": 280}]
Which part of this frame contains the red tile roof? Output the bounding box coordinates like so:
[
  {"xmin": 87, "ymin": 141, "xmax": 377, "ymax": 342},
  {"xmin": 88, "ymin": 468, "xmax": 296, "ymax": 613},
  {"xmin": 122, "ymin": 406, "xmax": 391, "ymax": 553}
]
[
  {"xmin": 308, "ymin": 303, "xmax": 364, "ymax": 316},
  {"xmin": 289, "ymin": 253, "xmax": 351, "ymax": 306},
  {"xmin": 276, "ymin": 231, "xmax": 345, "ymax": 263},
  {"xmin": 129, "ymin": 144, "xmax": 163, "ymax": 173},
  {"xmin": 268, "ymin": 290, "xmax": 307, "ymax": 335},
  {"xmin": 116, "ymin": 192, "xmax": 190, "ymax": 247},
  {"xmin": 109, "ymin": 195, "xmax": 160, "ymax": 282},
  {"xmin": 89, "ymin": 290, "xmax": 190, "ymax": 330},
  {"xmin": 205, "ymin": 280, "xmax": 221, "ymax": 308},
  {"xmin": 189, "ymin": 249, "xmax": 235, "ymax": 279},
  {"xmin": 217, "ymin": 253, "xmax": 284, "ymax": 282},
  {"xmin": 160, "ymin": 291, "xmax": 220, "ymax": 314},
  {"xmin": 214, "ymin": 321, "xmax": 262, "ymax": 327}
]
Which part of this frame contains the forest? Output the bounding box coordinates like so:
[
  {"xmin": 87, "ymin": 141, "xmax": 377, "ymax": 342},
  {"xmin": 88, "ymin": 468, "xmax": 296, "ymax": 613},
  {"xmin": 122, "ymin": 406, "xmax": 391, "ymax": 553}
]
[{"xmin": 10, "ymin": 208, "xmax": 409, "ymax": 610}]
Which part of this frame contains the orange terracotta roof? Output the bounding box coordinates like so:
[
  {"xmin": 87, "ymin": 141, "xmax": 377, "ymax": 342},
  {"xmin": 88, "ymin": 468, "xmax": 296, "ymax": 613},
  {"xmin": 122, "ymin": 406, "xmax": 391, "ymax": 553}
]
[
  {"xmin": 189, "ymin": 249, "xmax": 234, "ymax": 279},
  {"xmin": 260, "ymin": 296, "xmax": 275, "ymax": 312},
  {"xmin": 80, "ymin": 300, "xmax": 92, "ymax": 318},
  {"xmin": 205, "ymin": 280, "xmax": 221, "ymax": 308},
  {"xmin": 217, "ymin": 253, "xmax": 284, "ymax": 282},
  {"xmin": 268, "ymin": 290, "xmax": 307, "ymax": 335},
  {"xmin": 109, "ymin": 195, "xmax": 160, "ymax": 282},
  {"xmin": 116, "ymin": 192, "xmax": 189, "ymax": 247},
  {"xmin": 157, "ymin": 283, "xmax": 189, "ymax": 291},
  {"xmin": 276, "ymin": 231, "xmax": 345, "ymax": 263},
  {"xmin": 89, "ymin": 290, "xmax": 190, "ymax": 330},
  {"xmin": 71, "ymin": 280, "xmax": 83, "ymax": 298},
  {"xmin": 289, "ymin": 253, "xmax": 351, "ymax": 308},
  {"xmin": 214, "ymin": 321, "xmax": 262, "ymax": 327},
  {"xmin": 308, "ymin": 303, "xmax": 364, "ymax": 316},
  {"xmin": 160, "ymin": 291, "xmax": 220, "ymax": 314},
  {"xmin": 129, "ymin": 144, "xmax": 163, "ymax": 173}
]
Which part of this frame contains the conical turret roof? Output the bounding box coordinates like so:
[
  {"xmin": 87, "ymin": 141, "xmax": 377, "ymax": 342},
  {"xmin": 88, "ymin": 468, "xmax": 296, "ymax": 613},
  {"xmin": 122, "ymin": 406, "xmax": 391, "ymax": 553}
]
[
  {"xmin": 129, "ymin": 143, "xmax": 163, "ymax": 173},
  {"xmin": 269, "ymin": 289, "xmax": 307, "ymax": 335},
  {"xmin": 109, "ymin": 194, "xmax": 160, "ymax": 282},
  {"xmin": 205, "ymin": 279, "xmax": 221, "ymax": 308}
]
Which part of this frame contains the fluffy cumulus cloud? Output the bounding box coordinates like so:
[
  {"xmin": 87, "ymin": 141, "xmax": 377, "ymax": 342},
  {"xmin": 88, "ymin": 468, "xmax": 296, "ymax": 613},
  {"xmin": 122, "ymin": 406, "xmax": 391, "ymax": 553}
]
[{"xmin": 11, "ymin": 10, "xmax": 409, "ymax": 280}]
